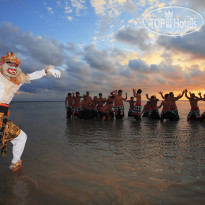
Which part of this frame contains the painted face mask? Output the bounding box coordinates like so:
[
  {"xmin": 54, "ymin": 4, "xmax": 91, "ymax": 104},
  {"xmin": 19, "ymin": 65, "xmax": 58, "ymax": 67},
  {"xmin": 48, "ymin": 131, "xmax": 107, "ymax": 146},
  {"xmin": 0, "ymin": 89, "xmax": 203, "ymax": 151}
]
[
  {"xmin": 1, "ymin": 62, "xmax": 21, "ymax": 78},
  {"xmin": 1, "ymin": 52, "xmax": 21, "ymax": 78}
]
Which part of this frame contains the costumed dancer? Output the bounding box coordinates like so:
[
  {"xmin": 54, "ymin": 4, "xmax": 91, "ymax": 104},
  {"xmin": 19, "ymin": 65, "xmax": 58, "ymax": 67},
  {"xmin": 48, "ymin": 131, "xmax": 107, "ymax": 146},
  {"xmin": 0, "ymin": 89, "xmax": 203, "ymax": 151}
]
[
  {"xmin": 141, "ymin": 101, "xmax": 151, "ymax": 117},
  {"xmin": 132, "ymin": 89, "xmax": 142, "ymax": 120},
  {"xmin": 157, "ymin": 93, "xmax": 173, "ymax": 121},
  {"xmin": 125, "ymin": 96, "xmax": 136, "ymax": 117},
  {"xmin": 200, "ymin": 94, "xmax": 205, "ymax": 121},
  {"xmin": 106, "ymin": 95, "xmax": 115, "ymax": 119},
  {"xmin": 72, "ymin": 92, "xmax": 82, "ymax": 118},
  {"xmin": 78, "ymin": 96, "xmax": 92, "ymax": 120},
  {"xmin": 159, "ymin": 91, "xmax": 184, "ymax": 119},
  {"xmin": 65, "ymin": 93, "xmax": 74, "ymax": 119},
  {"xmin": 89, "ymin": 96, "xmax": 98, "ymax": 119},
  {"xmin": 110, "ymin": 90, "xmax": 127, "ymax": 119},
  {"xmin": 185, "ymin": 89, "xmax": 202, "ymax": 120},
  {"xmin": 0, "ymin": 52, "xmax": 61, "ymax": 172},
  {"xmin": 97, "ymin": 93, "xmax": 106, "ymax": 118},
  {"xmin": 101, "ymin": 99, "xmax": 114, "ymax": 121},
  {"xmin": 146, "ymin": 94, "xmax": 160, "ymax": 119}
]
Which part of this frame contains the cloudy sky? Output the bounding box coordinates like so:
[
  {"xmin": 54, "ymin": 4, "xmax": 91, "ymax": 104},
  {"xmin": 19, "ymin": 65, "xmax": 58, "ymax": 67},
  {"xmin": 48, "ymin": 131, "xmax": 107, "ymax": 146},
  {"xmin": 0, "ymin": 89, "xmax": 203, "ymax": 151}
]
[{"xmin": 0, "ymin": 0, "xmax": 205, "ymax": 101}]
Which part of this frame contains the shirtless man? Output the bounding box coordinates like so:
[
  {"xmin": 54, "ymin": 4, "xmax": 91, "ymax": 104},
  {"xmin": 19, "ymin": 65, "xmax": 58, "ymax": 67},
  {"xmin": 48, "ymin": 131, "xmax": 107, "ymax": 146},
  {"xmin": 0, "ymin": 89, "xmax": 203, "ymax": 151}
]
[
  {"xmin": 97, "ymin": 93, "xmax": 106, "ymax": 117},
  {"xmin": 159, "ymin": 91, "xmax": 184, "ymax": 119},
  {"xmin": 90, "ymin": 96, "xmax": 98, "ymax": 118},
  {"xmin": 72, "ymin": 92, "xmax": 82, "ymax": 118},
  {"xmin": 146, "ymin": 94, "xmax": 160, "ymax": 119},
  {"xmin": 141, "ymin": 101, "xmax": 151, "ymax": 117},
  {"xmin": 110, "ymin": 90, "xmax": 127, "ymax": 118},
  {"xmin": 125, "ymin": 97, "xmax": 136, "ymax": 116},
  {"xmin": 65, "ymin": 93, "xmax": 74, "ymax": 118},
  {"xmin": 200, "ymin": 93, "xmax": 205, "ymax": 121},
  {"xmin": 78, "ymin": 96, "xmax": 93, "ymax": 120},
  {"xmin": 158, "ymin": 93, "xmax": 171, "ymax": 120},
  {"xmin": 107, "ymin": 95, "xmax": 115, "ymax": 105},
  {"xmin": 85, "ymin": 91, "xmax": 92, "ymax": 101},
  {"xmin": 80, "ymin": 96, "xmax": 91, "ymax": 109},
  {"xmin": 101, "ymin": 102, "xmax": 113, "ymax": 121},
  {"xmin": 185, "ymin": 89, "xmax": 202, "ymax": 120},
  {"xmin": 132, "ymin": 89, "xmax": 142, "ymax": 120}
]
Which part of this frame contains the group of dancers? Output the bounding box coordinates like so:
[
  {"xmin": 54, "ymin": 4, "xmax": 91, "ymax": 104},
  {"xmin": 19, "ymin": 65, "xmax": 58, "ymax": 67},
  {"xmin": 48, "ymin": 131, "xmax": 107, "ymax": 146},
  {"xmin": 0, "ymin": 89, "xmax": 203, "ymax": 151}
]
[
  {"xmin": 1, "ymin": 50, "xmax": 205, "ymax": 173},
  {"xmin": 65, "ymin": 89, "xmax": 205, "ymax": 121}
]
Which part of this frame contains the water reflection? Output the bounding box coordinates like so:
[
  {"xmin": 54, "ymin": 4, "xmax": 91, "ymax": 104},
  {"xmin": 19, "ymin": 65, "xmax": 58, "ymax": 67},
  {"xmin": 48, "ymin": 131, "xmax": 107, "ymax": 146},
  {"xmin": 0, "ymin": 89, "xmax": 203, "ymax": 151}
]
[
  {"xmin": 0, "ymin": 169, "xmax": 39, "ymax": 205},
  {"xmin": 0, "ymin": 102, "xmax": 205, "ymax": 204}
]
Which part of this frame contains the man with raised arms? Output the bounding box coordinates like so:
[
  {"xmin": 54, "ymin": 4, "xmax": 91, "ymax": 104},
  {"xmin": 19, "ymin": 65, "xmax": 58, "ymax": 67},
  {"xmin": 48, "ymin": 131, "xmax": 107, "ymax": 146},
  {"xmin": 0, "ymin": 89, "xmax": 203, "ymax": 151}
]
[
  {"xmin": 159, "ymin": 90, "xmax": 184, "ymax": 119},
  {"xmin": 185, "ymin": 89, "xmax": 202, "ymax": 120},
  {"xmin": 146, "ymin": 94, "xmax": 160, "ymax": 119},
  {"xmin": 157, "ymin": 93, "xmax": 172, "ymax": 120},
  {"xmin": 141, "ymin": 101, "xmax": 151, "ymax": 117},
  {"xmin": 110, "ymin": 90, "xmax": 127, "ymax": 118},
  {"xmin": 132, "ymin": 88, "xmax": 142, "ymax": 120}
]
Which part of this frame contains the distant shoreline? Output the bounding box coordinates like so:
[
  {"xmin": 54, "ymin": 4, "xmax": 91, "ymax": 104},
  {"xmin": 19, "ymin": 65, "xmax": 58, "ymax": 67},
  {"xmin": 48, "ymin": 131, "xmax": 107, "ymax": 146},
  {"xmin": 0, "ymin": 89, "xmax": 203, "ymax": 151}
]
[
  {"xmin": 11, "ymin": 101, "xmax": 64, "ymax": 103},
  {"xmin": 11, "ymin": 100, "xmax": 190, "ymax": 103}
]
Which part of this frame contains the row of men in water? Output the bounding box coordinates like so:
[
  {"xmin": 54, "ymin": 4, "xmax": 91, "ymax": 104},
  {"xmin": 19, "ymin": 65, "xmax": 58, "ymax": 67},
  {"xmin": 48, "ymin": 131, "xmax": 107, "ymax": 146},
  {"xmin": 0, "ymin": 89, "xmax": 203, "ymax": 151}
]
[{"xmin": 65, "ymin": 89, "xmax": 205, "ymax": 121}]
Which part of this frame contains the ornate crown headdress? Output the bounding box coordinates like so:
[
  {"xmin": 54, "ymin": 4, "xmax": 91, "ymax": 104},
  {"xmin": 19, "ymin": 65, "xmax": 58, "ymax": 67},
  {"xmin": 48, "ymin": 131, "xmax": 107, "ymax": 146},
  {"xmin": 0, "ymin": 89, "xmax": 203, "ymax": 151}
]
[{"xmin": 1, "ymin": 52, "xmax": 20, "ymax": 66}]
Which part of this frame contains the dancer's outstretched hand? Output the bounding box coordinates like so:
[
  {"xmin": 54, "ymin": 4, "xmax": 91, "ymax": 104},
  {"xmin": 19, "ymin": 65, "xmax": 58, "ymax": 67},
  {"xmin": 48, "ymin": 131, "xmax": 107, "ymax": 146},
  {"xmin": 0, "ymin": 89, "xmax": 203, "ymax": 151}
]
[
  {"xmin": 46, "ymin": 65, "xmax": 61, "ymax": 78},
  {"xmin": 49, "ymin": 68, "xmax": 61, "ymax": 78}
]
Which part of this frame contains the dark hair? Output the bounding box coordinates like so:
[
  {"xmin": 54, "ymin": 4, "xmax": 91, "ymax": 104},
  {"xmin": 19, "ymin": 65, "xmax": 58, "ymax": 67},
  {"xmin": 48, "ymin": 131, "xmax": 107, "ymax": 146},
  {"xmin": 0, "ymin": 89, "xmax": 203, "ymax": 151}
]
[
  {"xmin": 99, "ymin": 93, "xmax": 102, "ymax": 96},
  {"xmin": 68, "ymin": 93, "xmax": 72, "ymax": 96},
  {"xmin": 131, "ymin": 97, "xmax": 134, "ymax": 99},
  {"xmin": 165, "ymin": 94, "xmax": 169, "ymax": 99},
  {"xmin": 118, "ymin": 90, "xmax": 122, "ymax": 94},
  {"xmin": 137, "ymin": 89, "xmax": 142, "ymax": 94},
  {"xmin": 76, "ymin": 92, "xmax": 80, "ymax": 95}
]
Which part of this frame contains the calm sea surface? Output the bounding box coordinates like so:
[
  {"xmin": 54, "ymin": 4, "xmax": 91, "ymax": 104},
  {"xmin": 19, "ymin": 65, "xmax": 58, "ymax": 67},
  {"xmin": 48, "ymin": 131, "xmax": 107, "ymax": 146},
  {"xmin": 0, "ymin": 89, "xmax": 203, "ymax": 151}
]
[{"xmin": 0, "ymin": 101, "xmax": 205, "ymax": 205}]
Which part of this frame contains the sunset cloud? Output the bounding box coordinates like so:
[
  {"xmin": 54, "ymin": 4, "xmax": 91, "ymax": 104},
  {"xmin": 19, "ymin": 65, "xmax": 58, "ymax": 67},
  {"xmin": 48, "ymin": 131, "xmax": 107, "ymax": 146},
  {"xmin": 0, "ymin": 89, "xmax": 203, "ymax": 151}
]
[
  {"xmin": 157, "ymin": 26, "xmax": 205, "ymax": 59},
  {"xmin": 115, "ymin": 27, "xmax": 151, "ymax": 50},
  {"xmin": 1, "ymin": 0, "xmax": 205, "ymax": 101}
]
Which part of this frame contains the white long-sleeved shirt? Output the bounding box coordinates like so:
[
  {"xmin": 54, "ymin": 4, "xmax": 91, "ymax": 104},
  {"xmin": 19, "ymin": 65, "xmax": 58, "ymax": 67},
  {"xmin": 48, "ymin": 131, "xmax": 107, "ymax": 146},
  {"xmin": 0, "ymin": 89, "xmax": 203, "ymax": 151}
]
[{"xmin": 0, "ymin": 69, "xmax": 46, "ymax": 104}]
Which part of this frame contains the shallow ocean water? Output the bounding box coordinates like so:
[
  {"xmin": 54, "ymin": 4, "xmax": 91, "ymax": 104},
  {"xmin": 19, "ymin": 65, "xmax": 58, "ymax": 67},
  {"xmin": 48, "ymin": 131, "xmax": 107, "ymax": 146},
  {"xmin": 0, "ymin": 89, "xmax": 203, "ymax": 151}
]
[{"xmin": 0, "ymin": 101, "xmax": 205, "ymax": 205}]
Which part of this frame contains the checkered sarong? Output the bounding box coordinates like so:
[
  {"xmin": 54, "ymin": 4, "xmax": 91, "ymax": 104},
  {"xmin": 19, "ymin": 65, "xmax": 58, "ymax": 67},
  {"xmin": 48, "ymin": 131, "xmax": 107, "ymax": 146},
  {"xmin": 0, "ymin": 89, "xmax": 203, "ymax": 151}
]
[
  {"xmin": 171, "ymin": 108, "xmax": 179, "ymax": 117},
  {"xmin": 132, "ymin": 103, "xmax": 141, "ymax": 116},
  {"xmin": 187, "ymin": 107, "xmax": 201, "ymax": 119},
  {"xmin": 113, "ymin": 105, "xmax": 124, "ymax": 116},
  {"xmin": 161, "ymin": 109, "xmax": 171, "ymax": 119},
  {"xmin": 73, "ymin": 106, "xmax": 80, "ymax": 114},
  {"xmin": 148, "ymin": 108, "xmax": 160, "ymax": 118}
]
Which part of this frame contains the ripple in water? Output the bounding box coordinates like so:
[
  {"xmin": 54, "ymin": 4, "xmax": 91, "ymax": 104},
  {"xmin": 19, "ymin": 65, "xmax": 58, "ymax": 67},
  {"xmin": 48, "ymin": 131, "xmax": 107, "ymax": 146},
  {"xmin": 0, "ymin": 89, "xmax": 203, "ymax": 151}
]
[{"xmin": 0, "ymin": 101, "xmax": 205, "ymax": 204}]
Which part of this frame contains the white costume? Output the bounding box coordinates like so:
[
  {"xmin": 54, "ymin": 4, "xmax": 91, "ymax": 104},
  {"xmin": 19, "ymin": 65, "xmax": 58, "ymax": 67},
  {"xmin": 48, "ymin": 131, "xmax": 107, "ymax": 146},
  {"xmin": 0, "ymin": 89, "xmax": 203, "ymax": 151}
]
[{"xmin": 0, "ymin": 52, "xmax": 61, "ymax": 172}]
